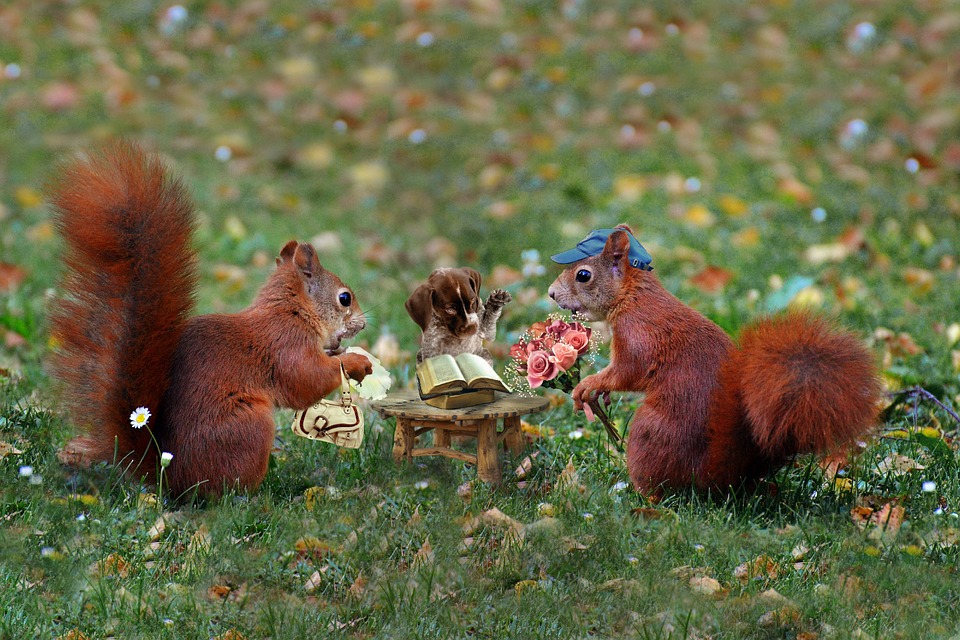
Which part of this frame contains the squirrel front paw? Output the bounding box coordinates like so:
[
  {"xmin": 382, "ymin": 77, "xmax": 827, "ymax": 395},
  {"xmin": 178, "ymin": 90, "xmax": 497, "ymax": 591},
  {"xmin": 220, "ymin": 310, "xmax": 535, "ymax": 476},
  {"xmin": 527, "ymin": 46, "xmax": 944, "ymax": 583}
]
[
  {"xmin": 572, "ymin": 374, "xmax": 609, "ymax": 411},
  {"xmin": 339, "ymin": 353, "xmax": 373, "ymax": 382},
  {"xmin": 486, "ymin": 288, "xmax": 512, "ymax": 309}
]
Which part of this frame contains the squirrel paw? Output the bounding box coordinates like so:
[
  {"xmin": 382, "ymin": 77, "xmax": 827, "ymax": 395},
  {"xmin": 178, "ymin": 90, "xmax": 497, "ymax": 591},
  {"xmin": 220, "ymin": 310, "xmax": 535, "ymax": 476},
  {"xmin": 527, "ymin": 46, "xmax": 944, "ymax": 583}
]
[
  {"xmin": 572, "ymin": 375, "xmax": 609, "ymax": 411},
  {"xmin": 339, "ymin": 353, "xmax": 373, "ymax": 382},
  {"xmin": 486, "ymin": 288, "xmax": 512, "ymax": 308}
]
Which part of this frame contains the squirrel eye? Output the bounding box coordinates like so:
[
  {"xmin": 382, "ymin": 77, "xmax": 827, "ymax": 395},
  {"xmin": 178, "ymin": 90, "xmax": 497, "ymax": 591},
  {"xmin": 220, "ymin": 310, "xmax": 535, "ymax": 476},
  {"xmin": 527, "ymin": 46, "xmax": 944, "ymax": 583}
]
[
  {"xmin": 575, "ymin": 269, "xmax": 592, "ymax": 283},
  {"xmin": 338, "ymin": 291, "xmax": 352, "ymax": 307}
]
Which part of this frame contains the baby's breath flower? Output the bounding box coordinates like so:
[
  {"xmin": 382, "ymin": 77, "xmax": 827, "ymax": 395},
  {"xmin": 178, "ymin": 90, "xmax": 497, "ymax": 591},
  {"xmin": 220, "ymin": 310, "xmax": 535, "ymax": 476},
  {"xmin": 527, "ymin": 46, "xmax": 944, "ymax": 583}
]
[{"xmin": 130, "ymin": 407, "xmax": 151, "ymax": 429}]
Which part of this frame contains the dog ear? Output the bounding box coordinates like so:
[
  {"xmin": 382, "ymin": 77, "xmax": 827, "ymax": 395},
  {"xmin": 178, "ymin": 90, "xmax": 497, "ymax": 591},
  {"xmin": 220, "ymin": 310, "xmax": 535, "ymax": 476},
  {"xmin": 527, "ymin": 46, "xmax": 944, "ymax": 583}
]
[
  {"xmin": 405, "ymin": 283, "xmax": 434, "ymax": 332},
  {"xmin": 462, "ymin": 268, "xmax": 482, "ymax": 294}
]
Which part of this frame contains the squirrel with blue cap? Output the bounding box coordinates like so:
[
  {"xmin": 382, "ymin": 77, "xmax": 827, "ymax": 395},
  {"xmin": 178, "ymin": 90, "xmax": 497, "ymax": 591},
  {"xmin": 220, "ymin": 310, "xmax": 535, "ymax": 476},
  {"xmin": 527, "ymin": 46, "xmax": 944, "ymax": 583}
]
[{"xmin": 548, "ymin": 224, "xmax": 882, "ymax": 496}]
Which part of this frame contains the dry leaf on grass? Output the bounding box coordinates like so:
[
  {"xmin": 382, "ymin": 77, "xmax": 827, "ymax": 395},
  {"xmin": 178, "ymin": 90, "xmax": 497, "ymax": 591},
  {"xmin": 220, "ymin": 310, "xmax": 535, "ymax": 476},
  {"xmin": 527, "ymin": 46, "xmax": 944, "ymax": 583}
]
[
  {"xmin": 689, "ymin": 575, "xmax": 724, "ymax": 596},
  {"xmin": 0, "ymin": 441, "xmax": 23, "ymax": 458}
]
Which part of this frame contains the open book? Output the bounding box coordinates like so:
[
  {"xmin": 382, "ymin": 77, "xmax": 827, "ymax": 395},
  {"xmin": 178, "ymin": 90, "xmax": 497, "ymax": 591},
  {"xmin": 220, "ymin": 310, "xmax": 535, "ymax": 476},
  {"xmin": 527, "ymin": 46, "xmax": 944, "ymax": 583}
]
[{"xmin": 416, "ymin": 353, "xmax": 510, "ymax": 408}]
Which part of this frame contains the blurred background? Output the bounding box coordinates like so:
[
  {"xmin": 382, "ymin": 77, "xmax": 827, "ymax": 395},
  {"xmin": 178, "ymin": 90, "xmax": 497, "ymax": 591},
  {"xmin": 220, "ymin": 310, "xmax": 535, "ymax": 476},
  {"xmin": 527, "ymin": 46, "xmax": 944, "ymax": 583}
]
[{"xmin": 1, "ymin": 0, "xmax": 958, "ymax": 387}]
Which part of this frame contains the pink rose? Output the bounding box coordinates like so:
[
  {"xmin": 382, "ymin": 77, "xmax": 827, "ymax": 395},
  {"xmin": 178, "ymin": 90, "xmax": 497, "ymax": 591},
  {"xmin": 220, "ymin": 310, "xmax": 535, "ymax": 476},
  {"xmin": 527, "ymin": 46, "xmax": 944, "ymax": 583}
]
[
  {"xmin": 547, "ymin": 319, "xmax": 570, "ymax": 337},
  {"xmin": 561, "ymin": 329, "xmax": 590, "ymax": 355},
  {"xmin": 550, "ymin": 342, "xmax": 577, "ymax": 371},
  {"xmin": 526, "ymin": 349, "xmax": 558, "ymax": 388}
]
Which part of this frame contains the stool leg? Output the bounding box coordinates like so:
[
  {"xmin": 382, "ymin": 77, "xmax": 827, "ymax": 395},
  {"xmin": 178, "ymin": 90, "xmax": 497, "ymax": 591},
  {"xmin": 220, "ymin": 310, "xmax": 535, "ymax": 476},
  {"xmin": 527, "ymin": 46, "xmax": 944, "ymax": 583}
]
[
  {"xmin": 392, "ymin": 418, "xmax": 409, "ymax": 462},
  {"xmin": 503, "ymin": 416, "xmax": 523, "ymax": 455},
  {"xmin": 434, "ymin": 426, "xmax": 450, "ymax": 449},
  {"xmin": 402, "ymin": 418, "xmax": 415, "ymax": 462},
  {"xmin": 476, "ymin": 419, "xmax": 501, "ymax": 485}
]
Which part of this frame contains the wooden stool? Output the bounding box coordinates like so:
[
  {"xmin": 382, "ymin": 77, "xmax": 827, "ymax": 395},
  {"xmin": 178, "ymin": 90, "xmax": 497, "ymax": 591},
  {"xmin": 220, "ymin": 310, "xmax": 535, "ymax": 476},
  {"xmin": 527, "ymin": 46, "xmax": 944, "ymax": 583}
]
[{"xmin": 372, "ymin": 389, "xmax": 550, "ymax": 485}]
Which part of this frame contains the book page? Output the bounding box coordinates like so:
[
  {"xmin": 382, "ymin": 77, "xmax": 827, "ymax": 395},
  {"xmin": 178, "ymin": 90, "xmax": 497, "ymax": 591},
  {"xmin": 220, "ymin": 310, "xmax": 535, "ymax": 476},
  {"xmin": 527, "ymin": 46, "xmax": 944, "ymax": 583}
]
[
  {"xmin": 417, "ymin": 354, "xmax": 467, "ymax": 396},
  {"xmin": 454, "ymin": 353, "xmax": 510, "ymax": 392}
]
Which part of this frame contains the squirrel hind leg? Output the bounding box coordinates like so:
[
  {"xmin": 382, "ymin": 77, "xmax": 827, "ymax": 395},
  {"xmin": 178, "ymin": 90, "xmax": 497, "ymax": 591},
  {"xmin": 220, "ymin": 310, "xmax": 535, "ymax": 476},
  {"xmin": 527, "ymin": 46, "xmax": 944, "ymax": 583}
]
[{"xmin": 737, "ymin": 312, "xmax": 882, "ymax": 458}]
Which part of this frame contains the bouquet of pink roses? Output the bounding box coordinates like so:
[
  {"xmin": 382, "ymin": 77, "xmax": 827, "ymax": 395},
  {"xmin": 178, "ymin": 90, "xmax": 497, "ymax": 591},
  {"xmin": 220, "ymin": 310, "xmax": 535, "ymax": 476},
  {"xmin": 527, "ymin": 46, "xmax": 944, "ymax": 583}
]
[
  {"xmin": 508, "ymin": 317, "xmax": 594, "ymax": 393},
  {"xmin": 506, "ymin": 315, "xmax": 622, "ymax": 447}
]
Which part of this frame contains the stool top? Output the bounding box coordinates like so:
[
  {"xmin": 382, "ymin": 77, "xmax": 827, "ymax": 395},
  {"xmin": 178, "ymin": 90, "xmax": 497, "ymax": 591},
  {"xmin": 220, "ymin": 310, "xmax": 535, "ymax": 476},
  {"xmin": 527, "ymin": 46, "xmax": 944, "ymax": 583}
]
[{"xmin": 372, "ymin": 388, "xmax": 550, "ymax": 421}]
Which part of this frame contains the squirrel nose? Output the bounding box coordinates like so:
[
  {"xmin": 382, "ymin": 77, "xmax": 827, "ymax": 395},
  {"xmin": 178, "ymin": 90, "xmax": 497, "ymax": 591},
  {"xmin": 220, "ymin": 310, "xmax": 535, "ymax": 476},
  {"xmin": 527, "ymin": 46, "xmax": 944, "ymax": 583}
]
[{"xmin": 548, "ymin": 286, "xmax": 557, "ymax": 300}]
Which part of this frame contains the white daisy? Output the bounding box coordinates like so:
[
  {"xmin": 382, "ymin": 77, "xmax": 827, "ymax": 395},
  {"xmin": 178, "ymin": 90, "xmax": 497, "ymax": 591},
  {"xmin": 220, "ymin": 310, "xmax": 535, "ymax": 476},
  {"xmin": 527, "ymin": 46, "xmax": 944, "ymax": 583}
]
[
  {"xmin": 160, "ymin": 452, "xmax": 173, "ymax": 468},
  {"xmin": 130, "ymin": 407, "xmax": 151, "ymax": 429}
]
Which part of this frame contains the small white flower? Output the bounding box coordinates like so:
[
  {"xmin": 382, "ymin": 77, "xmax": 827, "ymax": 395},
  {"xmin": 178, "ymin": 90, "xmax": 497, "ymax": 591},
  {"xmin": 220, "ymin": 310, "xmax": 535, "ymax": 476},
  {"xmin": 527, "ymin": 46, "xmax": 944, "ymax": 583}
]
[
  {"xmin": 160, "ymin": 452, "xmax": 174, "ymax": 468},
  {"xmin": 934, "ymin": 508, "xmax": 944, "ymax": 516},
  {"xmin": 76, "ymin": 513, "xmax": 86, "ymax": 522},
  {"xmin": 19, "ymin": 465, "xmax": 33, "ymax": 477},
  {"xmin": 693, "ymin": 543, "xmax": 705, "ymax": 552},
  {"xmin": 582, "ymin": 512, "xmax": 594, "ymax": 522},
  {"xmin": 414, "ymin": 480, "xmax": 429, "ymax": 490},
  {"xmin": 627, "ymin": 555, "xmax": 639, "ymax": 566},
  {"xmin": 40, "ymin": 546, "xmax": 56, "ymax": 558},
  {"xmin": 612, "ymin": 481, "xmax": 630, "ymax": 492},
  {"xmin": 163, "ymin": 618, "xmax": 174, "ymax": 627},
  {"xmin": 29, "ymin": 474, "xmax": 42, "ymax": 485},
  {"xmin": 130, "ymin": 407, "xmax": 151, "ymax": 429},
  {"xmin": 568, "ymin": 429, "xmax": 584, "ymax": 440},
  {"xmin": 922, "ymin": 481, "xmax": 937, "ymax": 493}
]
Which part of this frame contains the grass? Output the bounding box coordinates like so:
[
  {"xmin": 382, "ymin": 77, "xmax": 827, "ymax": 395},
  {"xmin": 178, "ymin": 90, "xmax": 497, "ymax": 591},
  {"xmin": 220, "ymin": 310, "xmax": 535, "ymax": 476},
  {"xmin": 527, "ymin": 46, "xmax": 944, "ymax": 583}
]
[{"xmin": 2, "ymin": 0, "xmax": 960, "ymax": 638}]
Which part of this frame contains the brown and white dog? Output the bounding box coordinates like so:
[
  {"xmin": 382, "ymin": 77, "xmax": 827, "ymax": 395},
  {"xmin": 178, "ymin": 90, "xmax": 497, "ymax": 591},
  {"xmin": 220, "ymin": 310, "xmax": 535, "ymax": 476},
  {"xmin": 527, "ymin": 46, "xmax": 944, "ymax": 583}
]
[{"xmin": 405, "ymin": 267, "xmax": 512, "ymax": 364}]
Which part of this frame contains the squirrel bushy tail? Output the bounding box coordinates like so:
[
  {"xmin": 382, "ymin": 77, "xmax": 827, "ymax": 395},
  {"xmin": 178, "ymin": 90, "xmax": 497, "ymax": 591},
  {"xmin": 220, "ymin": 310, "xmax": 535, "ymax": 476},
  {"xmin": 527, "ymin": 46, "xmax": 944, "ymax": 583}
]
[
  {"xmin": 50, "ymin": 142, "xmax": 197, "ymax": 472},
  {"xmin": 703, "ymin": 311, "xmax": 882, "ymax": 487}
]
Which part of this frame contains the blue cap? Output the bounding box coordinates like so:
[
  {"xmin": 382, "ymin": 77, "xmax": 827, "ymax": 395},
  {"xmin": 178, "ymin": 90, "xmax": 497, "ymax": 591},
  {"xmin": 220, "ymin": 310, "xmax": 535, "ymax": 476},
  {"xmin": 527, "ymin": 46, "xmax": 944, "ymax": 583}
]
[{"xmin": 550, "ymin": 228, "xmax": 654, "ymax": 271}]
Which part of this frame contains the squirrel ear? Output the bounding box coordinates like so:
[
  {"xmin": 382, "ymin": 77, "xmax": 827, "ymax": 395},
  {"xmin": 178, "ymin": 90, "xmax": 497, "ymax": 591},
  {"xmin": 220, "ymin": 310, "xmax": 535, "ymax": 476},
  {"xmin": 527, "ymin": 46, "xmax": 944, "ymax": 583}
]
[
  {"xmin": 601, "ymin": 229, "xmax": 631, "ymax": 276},
  {"xmin": 614, "ymin": 222, "xmax": 635, "ymax": 235},
  {"xmin": 405, "ymin": 283, "xmax": 434, "ymax": 332},
  {"xmin": 278, "ymin": 240, "xmax": 299, "ymax": 266},
  {"xmin": 462, "ymin": 268, "xmax": 482, "ymax": 294},
  {"xmin": 292, "ymin": 243, "xmax": 321, "ymax": 279}
]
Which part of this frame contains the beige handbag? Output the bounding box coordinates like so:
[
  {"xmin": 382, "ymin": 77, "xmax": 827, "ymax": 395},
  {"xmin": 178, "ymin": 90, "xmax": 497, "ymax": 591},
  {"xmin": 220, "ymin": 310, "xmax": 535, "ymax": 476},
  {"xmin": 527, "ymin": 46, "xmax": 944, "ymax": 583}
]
[{"xmin": 291, "ymin": 359, "xmax": 364, "ymax": 449}]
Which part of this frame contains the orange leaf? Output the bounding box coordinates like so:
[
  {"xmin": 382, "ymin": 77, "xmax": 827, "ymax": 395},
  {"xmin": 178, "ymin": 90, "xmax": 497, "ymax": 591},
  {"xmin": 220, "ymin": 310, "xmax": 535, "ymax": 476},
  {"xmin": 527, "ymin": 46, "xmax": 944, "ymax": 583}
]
[{"xmin": 690, "ymin": 266, "xmax": 733, "ymax": 294}]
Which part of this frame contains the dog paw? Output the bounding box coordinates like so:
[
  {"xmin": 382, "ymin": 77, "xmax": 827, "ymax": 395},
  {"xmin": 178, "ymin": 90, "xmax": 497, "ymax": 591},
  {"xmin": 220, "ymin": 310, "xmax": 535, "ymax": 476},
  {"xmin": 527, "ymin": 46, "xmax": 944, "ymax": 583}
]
[{"xmin": 487, "ymin": 288, "xmax": 512, "ymax": 308}]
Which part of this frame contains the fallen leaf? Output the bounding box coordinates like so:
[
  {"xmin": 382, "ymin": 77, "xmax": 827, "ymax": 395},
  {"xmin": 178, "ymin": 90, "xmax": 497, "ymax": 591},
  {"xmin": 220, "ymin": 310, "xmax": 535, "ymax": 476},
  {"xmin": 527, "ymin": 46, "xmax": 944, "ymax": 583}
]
[
  {"xmin": 208, "ymin": 584, "xmax": 233, "ymax": 599},
  {"xmin": 734, "ymin": 555, "xmax": 781, "ymax": 582},
  {"xmin": 689, "ymin": 265, "xmax": 733, "ymax": 294},
  {"xmin": 412, "ymin": 537, "xmax": 434, "ymax": 568},
  {"xmin": 0, "ymin": 263, "xmax": 27, "ymax": 293},
  {"xmin": 876, "ymin": 453, "xmax": 925, "ymax": 476},
  {"xmin": 683, "ymin": 204, "xmax": 716, "ymax": 228},
  {"xmin": 0, "ymin": 441, "xmax": 24, "ymax": 457},
  {"xmin": 689, "ymin": 575, "xmax": 723, "ymax": 595}
]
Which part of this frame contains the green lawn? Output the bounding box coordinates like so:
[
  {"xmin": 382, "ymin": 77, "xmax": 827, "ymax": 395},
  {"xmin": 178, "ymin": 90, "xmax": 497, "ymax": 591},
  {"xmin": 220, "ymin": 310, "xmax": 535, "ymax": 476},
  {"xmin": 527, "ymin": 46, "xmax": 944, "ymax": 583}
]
[{"xmin": 2, "ymin": 1, "xmax": 959, "ymax": 638}]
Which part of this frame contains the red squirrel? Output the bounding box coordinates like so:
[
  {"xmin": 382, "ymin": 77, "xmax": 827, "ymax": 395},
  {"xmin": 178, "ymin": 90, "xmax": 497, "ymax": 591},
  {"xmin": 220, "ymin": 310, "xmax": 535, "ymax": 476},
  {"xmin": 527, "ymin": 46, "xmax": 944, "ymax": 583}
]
[
  {"xmin": 49, "ymin": 142, "xmax": 372, "ymax": 498},
  {"xmin": 548, "ymin": 224, "xmax": 882, "ymax": 494}
]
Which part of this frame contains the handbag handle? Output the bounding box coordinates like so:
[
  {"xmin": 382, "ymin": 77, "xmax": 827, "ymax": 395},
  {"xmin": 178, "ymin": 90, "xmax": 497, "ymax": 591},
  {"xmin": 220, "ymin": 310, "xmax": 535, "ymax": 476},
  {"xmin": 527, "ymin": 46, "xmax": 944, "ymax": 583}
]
[{"xmin": 334, "ymin": 357, "xmax": 352, "ymax": 408}]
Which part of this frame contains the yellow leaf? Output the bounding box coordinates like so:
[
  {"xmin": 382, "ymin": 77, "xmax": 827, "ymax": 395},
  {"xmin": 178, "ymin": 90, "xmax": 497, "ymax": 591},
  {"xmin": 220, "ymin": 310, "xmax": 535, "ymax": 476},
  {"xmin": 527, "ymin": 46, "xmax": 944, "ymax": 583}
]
[
  {"xmin": 913, "ymin": 222, "xmax": 934, "ymax": 247},
  {"xmin": 732, "ymin": 226, "xmax": 760, "ymax": 248},
  {"xmin": 303, "ymin": 486, "xmax": 326, "ymax": 511},
  {"xmin": 295, "ymin": 143, "xmax": 334, "ymax": 170},
  {"xmin": 295, "ymin": 536, "xmax": 332, "ymax": 555},
  {"xmin": 15, "ymin": 187, "xmax": 43, "ymax": 208},
  {"xmin": 718, "ymin": 194, "xmax": 748, "ymax": 217},
  {"xmin": 683, "ymin": 204, "xmax": 716, "ymax": 228},
  {"xmin": 514, "ymin": 579, "xmax": 540, "ymax": 596},
  {"xmin": 612, "ymin": 175, "xmax": 646, "ymax": 202}
]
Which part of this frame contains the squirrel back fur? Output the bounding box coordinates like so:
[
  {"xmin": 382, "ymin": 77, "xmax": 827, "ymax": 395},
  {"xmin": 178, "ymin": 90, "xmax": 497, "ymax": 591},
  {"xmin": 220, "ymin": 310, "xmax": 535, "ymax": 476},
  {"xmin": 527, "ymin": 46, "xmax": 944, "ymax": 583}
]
[
  {"xmin": 50, "ymin": 143, "xmax": 372, "ymax": 497},
  {"xmin": 548, "ymin": 224, "xmax": 882, "ymax": 494}
]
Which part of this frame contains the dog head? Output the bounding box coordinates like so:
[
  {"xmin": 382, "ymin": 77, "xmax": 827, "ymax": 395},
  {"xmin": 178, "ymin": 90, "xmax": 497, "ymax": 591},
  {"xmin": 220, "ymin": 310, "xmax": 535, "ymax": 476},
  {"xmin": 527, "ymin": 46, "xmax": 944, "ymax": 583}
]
[{"xmin": 406, "ymin": 267, "xmax": 482, "ymax": 338}]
